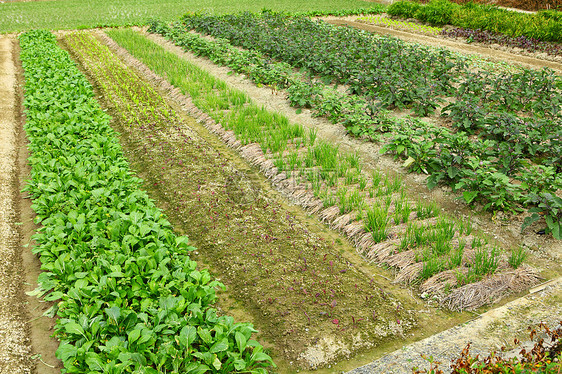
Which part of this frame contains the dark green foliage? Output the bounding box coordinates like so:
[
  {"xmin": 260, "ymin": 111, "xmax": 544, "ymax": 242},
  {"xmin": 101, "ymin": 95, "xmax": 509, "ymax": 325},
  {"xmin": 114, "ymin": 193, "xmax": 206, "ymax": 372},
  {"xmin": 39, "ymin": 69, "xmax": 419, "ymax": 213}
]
[
  {"xmin": 414, "ymin": 0, "xmax": 459, "ymax": 26},
  {"xmin": 386, "ymin": 0, "xmax": 422, "ymax": 18}
]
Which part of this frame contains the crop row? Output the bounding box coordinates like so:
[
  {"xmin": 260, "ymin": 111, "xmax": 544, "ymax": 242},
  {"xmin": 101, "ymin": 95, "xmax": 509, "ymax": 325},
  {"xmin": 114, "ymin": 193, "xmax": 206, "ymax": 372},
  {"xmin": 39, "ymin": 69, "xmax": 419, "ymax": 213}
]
[
  {"xmin": 357, "ymin": 15, "xmax": 443, "ymax": 36},
  {"xmin": 19, "ymin": 30, "xmax": 273, "ymax": 374},
  {"xmin": 166, "ymin": 12, "xmax": 562, "ymax": 239},
  {"xmin": 295, "ymin": 5, "xmax": 386, "ymax": 17},
  {"xmin": 62, "ymin": 30, "xmax": 422, "ymax": 366},
  {"xmin": 125, "ymin": 24, "xmax": 540, "ymax": 311},
  {"xmin": 387, "ymin": 0, "xmax": 562, "ymax": 42}
]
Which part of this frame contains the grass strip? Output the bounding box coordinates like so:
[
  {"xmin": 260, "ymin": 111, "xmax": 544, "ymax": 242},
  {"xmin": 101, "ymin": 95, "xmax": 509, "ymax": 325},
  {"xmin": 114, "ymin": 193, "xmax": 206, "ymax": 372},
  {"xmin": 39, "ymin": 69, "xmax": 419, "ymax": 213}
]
[{"xmin": 20, "ymin": 29, "xmax": 274, "ymax": 374}]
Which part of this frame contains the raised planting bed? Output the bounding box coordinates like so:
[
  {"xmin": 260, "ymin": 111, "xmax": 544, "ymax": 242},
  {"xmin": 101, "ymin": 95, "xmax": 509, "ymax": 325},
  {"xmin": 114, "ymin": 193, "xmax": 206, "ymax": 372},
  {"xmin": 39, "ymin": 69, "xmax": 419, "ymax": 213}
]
[{"xmin": 19, "ymin": 29, "xmax": 274, "ymax": 374}]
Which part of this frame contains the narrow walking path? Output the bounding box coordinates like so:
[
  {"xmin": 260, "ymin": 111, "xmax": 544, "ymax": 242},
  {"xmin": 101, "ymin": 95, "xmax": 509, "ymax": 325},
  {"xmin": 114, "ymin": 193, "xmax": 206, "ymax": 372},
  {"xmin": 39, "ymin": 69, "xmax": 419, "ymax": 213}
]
[
  {"xmin": 348, "ymin": 277, "xmax": 562, "ymax": 373},
  {"xmin": 0, "ymin": 35, "xmax": 33, "ymax": 374}
]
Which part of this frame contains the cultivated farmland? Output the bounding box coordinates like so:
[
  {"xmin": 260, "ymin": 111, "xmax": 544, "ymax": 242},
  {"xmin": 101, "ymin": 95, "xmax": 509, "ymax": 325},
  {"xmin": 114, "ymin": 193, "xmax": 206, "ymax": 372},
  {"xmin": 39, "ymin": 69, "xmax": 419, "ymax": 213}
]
[{"xmin": 0, "ymin": 0, "xmax": 561, "ymax": 373}]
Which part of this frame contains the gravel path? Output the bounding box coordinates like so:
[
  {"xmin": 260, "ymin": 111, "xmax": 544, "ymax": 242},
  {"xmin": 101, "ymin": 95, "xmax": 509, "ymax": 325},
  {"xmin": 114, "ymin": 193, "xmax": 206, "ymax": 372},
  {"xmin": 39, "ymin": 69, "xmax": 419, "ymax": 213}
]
[{"xmin": 0, "ymin": 36, "xmax": 33, "ymax": 374}]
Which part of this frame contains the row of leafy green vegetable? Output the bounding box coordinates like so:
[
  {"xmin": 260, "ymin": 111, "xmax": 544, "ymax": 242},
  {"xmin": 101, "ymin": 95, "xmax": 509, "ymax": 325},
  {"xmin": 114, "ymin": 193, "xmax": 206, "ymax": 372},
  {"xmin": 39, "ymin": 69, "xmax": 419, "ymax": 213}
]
[
  {"xmin": 387, "ymin": 0, "xmax": 562, "ymax": 43},
  {"xmin": 20, "ymin": 29, "xmax": 274, "ymax": 374},
  {"xmin": 152, "ymin": 12, "xmax": 562, "ymax": 239}
]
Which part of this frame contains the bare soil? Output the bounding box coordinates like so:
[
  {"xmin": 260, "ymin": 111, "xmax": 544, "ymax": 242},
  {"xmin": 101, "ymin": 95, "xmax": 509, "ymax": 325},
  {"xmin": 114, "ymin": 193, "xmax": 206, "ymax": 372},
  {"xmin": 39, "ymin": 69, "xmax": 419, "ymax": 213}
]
[
  {"xmin": 0, "ymin": 34, "xmax": 33, "ymax": 374},
  {"xmin": 0, "ymin": 35, "xmax": 62, "ymax": 374}
]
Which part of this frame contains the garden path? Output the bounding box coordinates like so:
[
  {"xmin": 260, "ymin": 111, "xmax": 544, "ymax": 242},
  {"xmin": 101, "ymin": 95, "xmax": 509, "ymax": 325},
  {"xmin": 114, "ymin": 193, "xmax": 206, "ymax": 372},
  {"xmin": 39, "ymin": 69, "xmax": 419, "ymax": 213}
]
[{"xmin": 0, "ymin": 35, "xmax": 33, "ymax": 374}]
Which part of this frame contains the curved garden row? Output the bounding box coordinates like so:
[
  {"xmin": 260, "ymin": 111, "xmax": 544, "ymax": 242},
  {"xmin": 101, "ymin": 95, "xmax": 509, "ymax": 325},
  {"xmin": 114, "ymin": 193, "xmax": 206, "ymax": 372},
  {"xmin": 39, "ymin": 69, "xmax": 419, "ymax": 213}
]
[{"xmin": 20, "ymin": 29, "xmax": 273, "ymax": 374}]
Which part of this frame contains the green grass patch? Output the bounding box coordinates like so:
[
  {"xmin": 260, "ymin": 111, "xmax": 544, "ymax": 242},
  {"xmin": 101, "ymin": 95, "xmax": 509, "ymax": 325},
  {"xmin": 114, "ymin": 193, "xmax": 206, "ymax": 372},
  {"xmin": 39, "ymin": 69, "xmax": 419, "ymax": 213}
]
[{"xmin": 0, "ymin": 0, "xmax": 384, "ymax": 33}]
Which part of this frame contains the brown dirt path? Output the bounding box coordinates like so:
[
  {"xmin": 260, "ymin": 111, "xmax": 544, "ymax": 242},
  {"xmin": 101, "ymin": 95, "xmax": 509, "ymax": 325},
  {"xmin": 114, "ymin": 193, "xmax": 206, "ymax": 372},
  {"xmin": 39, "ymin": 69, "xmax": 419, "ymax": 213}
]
[
  {"xmin": 325, "ymin": 18, "xmax": 562, "ymax": 74},
  {"xmin": 0, "ymin": 35, "xmax": 32, "ymax": 374}
]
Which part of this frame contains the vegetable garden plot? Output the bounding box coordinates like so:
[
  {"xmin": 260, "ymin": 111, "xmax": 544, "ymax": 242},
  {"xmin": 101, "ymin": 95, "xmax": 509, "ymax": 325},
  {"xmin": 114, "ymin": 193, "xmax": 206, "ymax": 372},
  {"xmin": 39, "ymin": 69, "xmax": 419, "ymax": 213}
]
[
  {"xmin": 133, "ymin": 23, "xmax": 541, "ymax": 311},
  {"xmin": 20, "ymin": 30, "xmax": 274, "ymax": 374},
  {"xmin": 154, "ymin": 12, "xmax": 562, "ymax": 241},
  {"xmin": 60, "ymin": 30, "xmax": 418, "ymax": 369}
]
